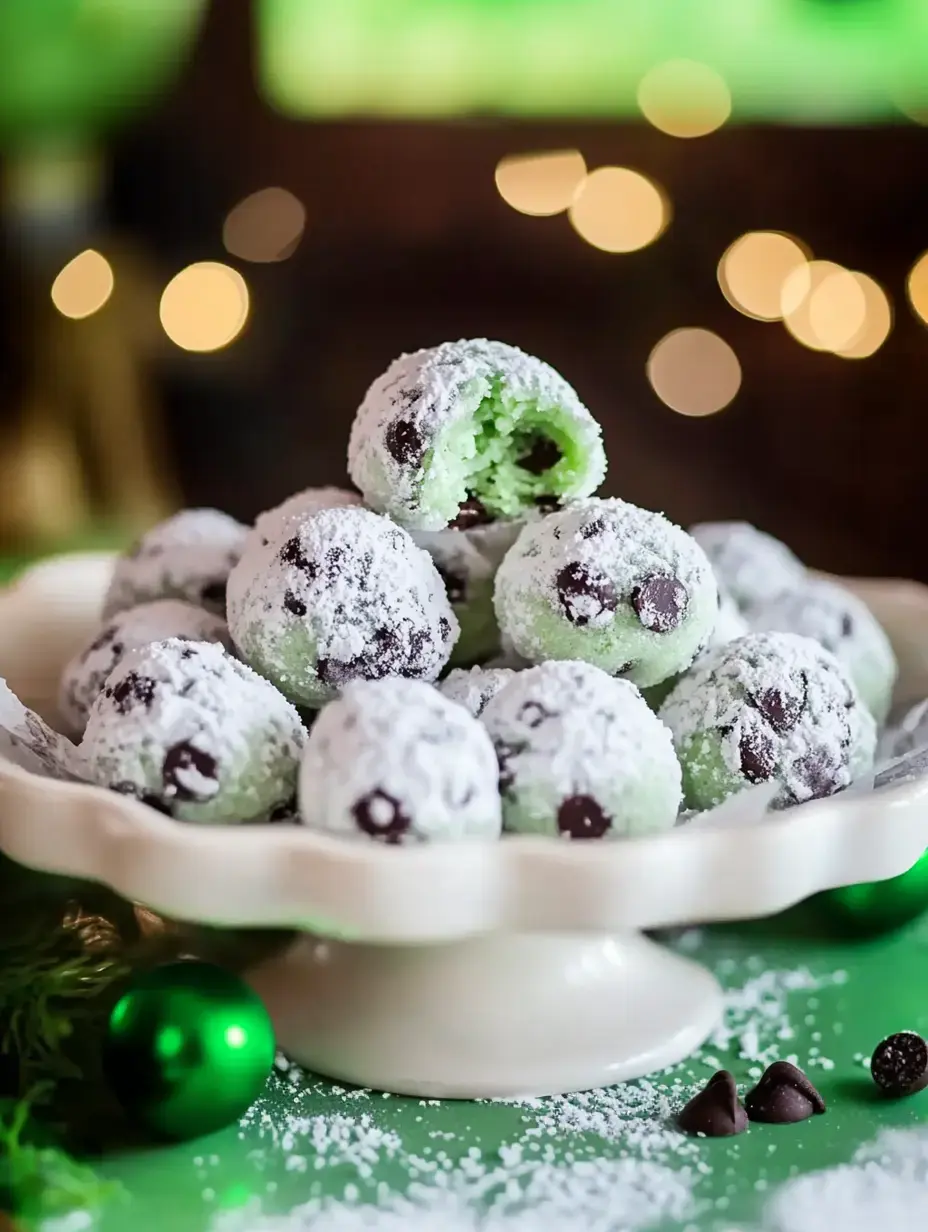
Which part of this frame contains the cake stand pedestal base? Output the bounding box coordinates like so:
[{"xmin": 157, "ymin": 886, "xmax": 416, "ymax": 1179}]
[{"xmin": 247, "ymin": 931, "xmax": 723, "ymax": 1098}]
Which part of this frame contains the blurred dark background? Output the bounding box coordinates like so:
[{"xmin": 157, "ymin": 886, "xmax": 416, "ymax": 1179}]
[{"xmin": 2, "ymin": 0, "xmax": 927, "ymax": 579}]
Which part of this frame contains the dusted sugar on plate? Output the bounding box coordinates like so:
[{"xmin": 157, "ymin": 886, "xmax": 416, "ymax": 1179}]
[
  {"xmin": 494, "ymin": 498, "xmax": 717, "ymax": 688},
  {"xmin": 689, "ymin": 520, "xmax": 806, "ymax": 613},
  {"xmin": 412, "ymin": 518, "xmax": 523, "ymax": 666},
  {"xmin": 348, "ymin": 338, "xmax": 606, "ymax": 531},
  {"xmin": 227, "ymin": 506, "xmax": 458, "ymax": 708},
  {"xmin": 103, "ymin": 508, "xmax": 248, "ymax": 620},
  {"xmin": 299, "ymin": 678, "xmax": 502, "ymax": 843},
  {"xmin": 81, "ymin": 639, "xmax": 305, "ymax": 823},
  {"xmin": 438, "ymin": 665, "xmax": 517, "ymax": 718},
  {"xmin": 746, "ymin": 576, "xmax": 897, "ymax": 725},
  {"xmin": 58, "ymin": 599, "xmax": 231, "ymax": 737},
  {"xmin": 480, "ymin": 660, "xmax": 682, "ymax": 839},
  {"xmin": 659, "ymin": 631, "xmax": 876, "ymax": 811}
]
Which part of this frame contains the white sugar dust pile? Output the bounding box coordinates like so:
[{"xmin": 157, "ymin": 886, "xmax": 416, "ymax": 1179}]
[{"xmin": 206, "ymin": 943, "xmax": 853, "ymax": 1232}]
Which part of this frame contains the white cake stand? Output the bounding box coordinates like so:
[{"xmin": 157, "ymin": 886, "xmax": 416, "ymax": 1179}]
[{"xmin": 1, "ymin": 555, "xmax": 928, "ymax": 1099}]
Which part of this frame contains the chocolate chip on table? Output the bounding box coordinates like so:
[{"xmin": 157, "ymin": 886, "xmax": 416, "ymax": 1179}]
[
  {"xmin": 745, "ymin": 1061, "xmax": 825, "ymax": 1124},
  {"xmin": 517, "ymin": 436, "xmax": 562, "ymax": 475},
  {"xmin": 385, "ymin": 418, "xmax": 425, "ymax": 467},
  {"xmin": 677, "ymin": 1070, "xmax": 748, "ymax": 1137},
  {"xmin": 631, "ymin": 574, "xmax": 687, "ymax": 633},
  {"xmin": 871, "ymin": 1031, "xmax": 928, "ymax": 1097},
  {"xmin": 352, "ymin": 788, "xmax": 411, "ymax": 843},
  {"xmin": 557, "ymin": 794, "xmax": 612, "ymax": 839},
  {"xmin": 556, "ymin": 562, "xmax": 617, "ymax": 627},
  {"xmin": 449, "ymin": 497, "xmax": 493, "ymax": 530}
]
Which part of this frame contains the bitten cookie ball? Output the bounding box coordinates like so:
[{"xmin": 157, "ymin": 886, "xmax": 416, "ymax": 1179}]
[
  {"xmin": 348, "ymin": 339, "xmax": 606, "ymax": 531},
  {"xmin": 494, "ymin": 498, "xmax": 717, "ymax": 688},
  {"xmin": 689, "ymin": 521, "xmax": 805, "ymax": 613},
  {"xmin": 480, "ymin": 660, "xmax": 682, "ymax": 838},
  {"xmin": 227, "ymin": 506, "xmax": 458, "ymax": 708},
  {"xmin": 659, "ymin": 631, "xmax": 876, "ymax": 811},
  {"xmin": 103, "ymin": 509, "xmax": 248, "ymax": 620},
  {"xmin": 299, "ymin": 678, "xmax": 502, "ymax": 843},
  {"xmin": 81, "ymin": 639, "xmax": 304, "ymax": 823},
  {"xmin": 747, "ymin": 577, "xmax": 897, "ymax": 724},
  {"xmin": 58, "ymin": 600, "xmax": 231, "ymax": 737}
]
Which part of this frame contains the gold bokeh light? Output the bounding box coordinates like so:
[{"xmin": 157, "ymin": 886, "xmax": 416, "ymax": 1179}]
[
  {"xmin": 907, "ymin": 251, "xmax": 928, "ymax": 325},
  {"xmin": 222, "ymin": 187, "xmax": 306, "ymax": 263},
  {"xmin": 647, "ymin": 328, "xmax": 741, "ymax": 417},
  {"xmin": 568, "ymin": 166, "xmax": 669, "ymax": 253},
  {"xmin": 51, "ymin": 249, "xmax": 114, "ymax": 320},
  {"xmin": 494, "ymin": 150, "xmax": 587, "ymax": 217},
  {"xmin": 834, "ymin": 273, "xmax": 892, "ymax": 360},
  {"xmin": 781, "ymin": 260, "xmax": 865, "ymax": 352},
  {"xmin": 718, "ymin": 232, "xmax": 809, "ymax": 321},
  {"xmin": 159, "ymin": 262, "xmax": 250, "ymax": 353},
  {"xmin": 637, "ymin": 60, "xmax": 732, "ymax": 138}
]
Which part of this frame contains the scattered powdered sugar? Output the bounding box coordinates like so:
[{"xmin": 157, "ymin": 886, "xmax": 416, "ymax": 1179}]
[
  {"xmin": 438, "ymin": 667, "xmax": 517, "ymax": 718},
  {"xmin": 659, "ymin": 631, "xmax": 877, "ymax": 809},
  {"xmin": 250, "ymin": 488, "xmax": 364, "ymax": 551},
  {"xmin": 80, "ymin": 638, "xmax": 304, "ymax": 823},
  {"xmin": 103, "ymin": 508, "xmax": 248, "ymax": 620},
  {"xmin": 480, "ymin": 660, "xmax": 682, "ymax": 838},
  {"xmin": 57, "ymin": 599, "xmax": 231, "ymax": 737},
  {"xmin": 347, "ymin": 339, "xmax": 605, "ymax": 531},
  {"xmin": 763, "ymin": 1126, "xmax": 928, "ymax": 1232},
  {"xmin": 688, "ymin": 522, "xmax": 806, "ymax": 613},
  {"xmin": 299, "ymin": 677, "xmax": 502, "ymax": 843},
  {"xmin": 493, "ymin": 499, "xmax": 717, "ymax": 689},
  {"xmin": 226, "ymin": 506, "xmax": 457, "ymax": 708}
]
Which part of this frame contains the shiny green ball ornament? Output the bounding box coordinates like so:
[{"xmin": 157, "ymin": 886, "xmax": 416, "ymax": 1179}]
[
  {"xmin": 103, "ymin": 960, "xmax": 275, "ymax": 1141},
  {"xmin": 821, "ymin": 848, "xmax": 928, "ymax": 935}
]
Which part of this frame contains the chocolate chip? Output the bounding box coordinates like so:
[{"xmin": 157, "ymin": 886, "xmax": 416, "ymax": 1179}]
[
  {"xmin": 556, "ymin": 562, "xmax": 617, "ymax": 627},
  {"xmin": 749, "ymin": 675, "xmax": 807, "ymax": 734},
  {"xmin": 580, "ymin": 518, "xmax": 605, "ymax": 539},
  {"xmin": 162, "ymin": 741, "xmax": 219, "ymax": 802},
  {"xmin": 200, "ymin": 579, "xmax": 227, "ymax": 608},
  {"xmin": 557, "ymin": 794, "xmax": 611, "ymax": 840},
  {"xmin": 517, "ymin": 436, "xmax": 562, "ymax": 475},
  {"xmin": 793, "ymin": 748, "xmax": 842, "ymax": 800},
  {"xmin": 534, "ymin": 496, "xmax": 561, "ymax": 514},
  {"xmin": 449, "ymin": 498, "xmax": 493, "ymax": 531},
  {"xmin": 111, "ymin": 781, "xmax": 173, "ymax": 816},
  {"xmin": 739, "ymin": 728, "xmax": 776, "ymax": 783},
  {"xmin": 439, "ymin": 617, "xmax": 452, "ymax": 641},
  {"xmin": 317, "ymin": 626, "xmax": 414, "ymax": 689},
  {"xmin": 518, "ymin": 700, "xmax": 554, "ymax": 728},
  {"xmin": 279, "ymin": 536, "xmax": 318, "ymax": 577},
  {"xmin": 283, "ymin": 589, "xmax": 307, "ymax": 617},
  {"xmin": 871, "ymin": 1032, "xmax": 928, "ymax": 1097},
  {"xmin": 385, "ymin": 418, "xmax": 425, "ymax": 467},
  {"xmin": 841, "ymin": 612, "xmax": 854, "ymax": 637},
  {"xmin": 437, "ymin": 565, "xmax": 467, "ymax": 605},
  {"xmin": 352, "ymin": 788, "xmax": 411, "ymax": 844},
  {"xmin": 677, "ymin": 1071, "xmax": 748, "ymax": 1137},
  {"xmin": 631, "ymin": 575, "xmax": 687, "ymax": 633},
  {"xmin": 745, "ymin": 1061, "xmax": 825, "ymax": 1124},
  {"xmin": 108, "ymin": 672, "xmax": 156, "ymax": 715},
  {"xmin": 495, "ymin": 740, "xmax": 524, "ymax": 797}
]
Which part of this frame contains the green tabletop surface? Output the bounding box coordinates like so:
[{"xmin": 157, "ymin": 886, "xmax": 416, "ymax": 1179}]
[
  {"xmin": 2, "ymin": 546, "xmax": 928, "ymax": 1230},
  {"xmin": 80, "ymin": 908, "xmax": 928, "ymax": 1232}
]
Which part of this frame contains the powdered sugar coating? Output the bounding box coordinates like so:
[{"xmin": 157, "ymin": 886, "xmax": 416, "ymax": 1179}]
[
  {"xmin": 438, "ymin": 666, "xmax": 517, "ymax": 718},
  {"xmin": 747, "ymin": 577, "xmax": 897, "ymax": 724},
  {"xmin": 227, "ymin": 506, "xmax": 458, "ymax": 708},
  {"xmin": 58, "ymin": 600, "xmax": 231, "ymax": 737},
  {"xmin": 103, "ymin": 508, "xmax": 248, "ymax": 620},
  {"xmin": 81, "ymin": 639, "xmax": 305, "ymax": 823},
  {"xmin": 689, "ymin": 521, "xmax": 806, "ymax": 612},
  {"xmin": 494, "ymin": 498, "xmax": 718, "ymax": 688},
  {"xmin": 480, "ymin": 660, "xmax": 681, "ymax": 838},
  {"xmin": 299, "ymin": 678, "xmax": 502, "ymax": 843},
  {"xmin": 412, "ymin": 520, "xmax": 523, "ymax": 666},
  {"xmin": 348, "ymin": 339, "xmax": 606, "ymax": 531},
  {"xmin": 659, "ymin": 631, "xmax": 876, "ymax": 811},
  {"xmin": 250, "ymin": 487, "xmax": 363, "ymax": 551}
]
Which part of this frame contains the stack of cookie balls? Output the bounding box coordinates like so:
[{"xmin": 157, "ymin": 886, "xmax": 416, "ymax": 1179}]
[{"xmin": 62, "ymin": 338, "xmax": 901, "ymax": 842}]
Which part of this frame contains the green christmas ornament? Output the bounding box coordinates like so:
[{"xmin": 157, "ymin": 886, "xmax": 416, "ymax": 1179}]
[
  {"xmin": 103, "ymin": 960, "xmax": 275, "ymax": 1142},
  {"xmin": 821, "ymin": 848, "xmax": 928, "ymax": 935}
]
